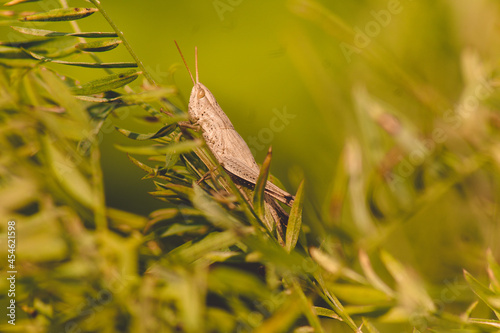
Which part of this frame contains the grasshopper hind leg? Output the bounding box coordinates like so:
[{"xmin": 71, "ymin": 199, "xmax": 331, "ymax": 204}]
[{"xmin": 220, "ymin": 157, "xmax": 295, "ymax": 206}]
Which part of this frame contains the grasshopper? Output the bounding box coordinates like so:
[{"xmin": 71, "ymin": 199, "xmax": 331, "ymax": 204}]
[{"xmin": 175, "ymin": 42, "xmax": 295, "ymax": 240}]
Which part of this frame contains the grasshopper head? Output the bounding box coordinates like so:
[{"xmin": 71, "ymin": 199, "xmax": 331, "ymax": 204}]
[
  {"xmin": 188, "ymin": 82, "xmax": 218, "ymax": 123},
  {"xmin": 174, "ymin": 43, "xmax": 222, "ymax": 125}
]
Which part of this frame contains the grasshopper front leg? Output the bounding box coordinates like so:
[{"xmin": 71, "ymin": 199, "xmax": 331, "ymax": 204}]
[{"xmin": 178, "ymin": 121, "xmax": 201, "ymax": 132}]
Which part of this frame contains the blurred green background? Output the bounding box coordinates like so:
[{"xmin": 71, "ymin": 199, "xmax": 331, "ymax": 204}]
[
  {"xmin": 2, "ymin": 0, "xmax": 500, "ymax": 300},
  {"xmin": 92, "ymin": 0, "xmax": 500, "ymax": 281},
  {"xmin": 86, "ymin": 0, "xmax": 443, "ymax": 211},
  {"xmin": 2, "ymin": 0, "xmax": 500, "ymax": 331},
  {"xmin": 27, "ymin": 0, "xmax": 500, "ymax": 276},
  {"xmin": 96, "ymin": 1, "xmax": 317, "ymax": 215},
  {"xmin": 94, "ymin": 0, "xmax": 342, "ymax": 217}
]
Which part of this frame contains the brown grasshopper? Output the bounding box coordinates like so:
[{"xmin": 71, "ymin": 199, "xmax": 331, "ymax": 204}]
[{"xmin": 175, "ymin": 42, "xmax": 294, "ymax": 239}]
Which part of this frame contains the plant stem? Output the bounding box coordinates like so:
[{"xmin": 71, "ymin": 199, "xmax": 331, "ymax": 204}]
[
  {"xmin": 88, "ymin": 0, "xmax": 158, "ymax": 87},
  {"xmin": 59, "ymin": 0, "xmax": 114, "ymax": 75},
  {"xmin": 64, "ymin": 0, "xmax": 168, "ymax": 117},
  {"xmin": 56, "ymin": 0, "xmax": 108, "ymax": 232}
]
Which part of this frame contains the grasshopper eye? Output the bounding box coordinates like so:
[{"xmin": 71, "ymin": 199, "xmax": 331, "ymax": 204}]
[{"xmin": 197, "ymin": 89, "xmax": 205, "ymax": 99}]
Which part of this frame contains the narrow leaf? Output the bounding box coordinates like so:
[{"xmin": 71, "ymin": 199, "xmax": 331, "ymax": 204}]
[
  {"xmin": 160, "ymin": 224, "xmax": 206, "ymax": 238},
  {"xmin": 76, "ymin": 87, "xmax": 176, "ymax": 103},
  {"xmin": 314, "ymin": 274, "xmax": 359, "ymax": 331},
  {"xmin": 328, "ymin": 284, "xmax": 391, "ymax": 305},
  {"xmin": 169, "ymin": 230, "xmax": 243, "ymax": 263},
  {"xmin": 116, "ymin": 123, "xmax": 177, "ymax": 141},
  {"xmin": 76, "ymin": 39, "xmax": 121, "ymax": 52},
  {"xmin": 254, "ymin": 292, "xmax": 303, "ymax": 333},
  {"xmin": 165, "ymin": 152, "xmax": 180, "ymax": 169},
  {"xmin": 127, "ymin": 154, "xmax": 155, "ymax": 174},
  {"xmin": 208, "ymin": 267, "xmax": 272, "ymax": 299},
  {"xmin": 0, "ymin": 45, "xmax": 30, "ymax": 59},
  {"xmin": 0, "ymin": 38, "xmax": 55, "ymax": 48},
  {"xmin": 468, "ymin": 318, "xmax": 500, "ymax": 329},
  {"xmin": 314, "ymin": 307, "xmax": 342, "ymax": 320},
  {"xmin": 462, "ymin": 301, "xmax": 479, "ymax": 321},
  {"xmin": 362, "ymin": 318, "xmax": 381, "ymax": 333},
  {"xmin": 43, "ymin": 137, "xmax": 93, "ymax": 208},
  {"xmin": 115, "ymin": 139, "xmax": 202, "ymax": 155},
  {"xmin": 192, "ymin": 184, "xmax": 242, "ymax": 229},
  {"xmin": 11, "ymin": 26, "xmax": 117, "ymax": 38},
  {"xmin": 5, "ymin": 0, "xmax": 42, "ymax": 6},
  {"xmin": 381, "ymin": 250, "xmax": 436, "ymax": 313},
  {"xmin": 20, "ymin": 7, "xmax": 98, "ymax": 22},
  {"xmin": 121, "ymin": 86, "xmax": 177, "ymax": 103},
  {"xmin": 359, "ymin": 250, "xmax": 395, "ymax": 297},
  {"xmin": 487, "ymin": 249, "xmax": 500, "ymax": 293},
  {"xmin": 150, "ymin": 123, "xmax": 178, "ymax": 138},
  {"xmin": 310, "ymin": 247, "xmax": 341, "ymax": 274},
  {"xmin": 252, "ymin": 146, "xmax": 272, "ymax": 220},
  {"xmin": 155, "ymin": 182, "xmax": 194, "ymax": 199},
  {"xmin": 285, "ymin": 179, "xmax": 304, "ymax": 252},
  {"xmin": 292, "ymin": 280, "xmax": 325, "ymax": 333},
  {"xmin": 38, "ymin": 66, "xmax": 89, "ymax": 124},
  {"xmin": 107, "ymin": 207, "xmax": 148, "ymax": 230},
  {"xmin": 75, "ymin": 95, "xmax": 122, "ymax": 103},
  {"xmin": 26, "ymin": 48, "xmax": 135, "ymax": 68},
  {"xmin": 464, "ymin": 270, "xmax": 500, "ymax": 315},
  {"xmin": 20, "ymin": 38, "xmax": 80, "ymax": 58},
  {"xmin": 71, "ymin": 69, "xmax": 140, "ymax": 95}
]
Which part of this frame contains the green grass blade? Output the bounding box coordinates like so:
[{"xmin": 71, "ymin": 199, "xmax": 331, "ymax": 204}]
[
  {"xmin": 314, "ymin": 307, "xmax": 342, "ymax": 320},
  {"xmin": 314, "ymin": 273, "xmax": 360, "ymax": 331},
  {"xmin": 44, "ymin": 60, "xmax": 136, "ymax": 69},
  {"xmin": 115, "ymin": 139, "xmax": 202, "ymax": 156},
  {"xmin": 27, "ymin": 49, "xmax": 136, "ymax": 68},
  {"xmin": 208, "ymin": 266, "xmax": 272, "ymax": 299},
  {"xmin": 126, "ymin": 154, "xmax": 155, "ymax": 174},
  {"xmin": 19, "ymin": 8, "xmax": 98, "ymax": 22},
  {"xmin": 20, "ymin": 7, "xmax": 98, "ymax": 22},
  {"xmin": 487, "ymin": 250, "xmax": 500, "ymax": 293},
  {"xmin": 121, "ymin": 87, "xmax": 177, "ymax": 103},
  {"xmin": 253, "ymin": 146, "xmax": 272, "ymax": 220},
  {"xmin": 76, "ymin": 39, "xmax": 122, "ymax": 52},
  {"xmin": 292, "ymin": 279, "xmax": 325, "ymax": 333},
  {"xmin": 285, "ymin": 179, "xmax": 304, "ymax": 253},
  {"xmin": 464, "ymin": 270, "xmax": 500, "ymax": 316},
  {"xmin": 467, "ymin": 318, "xmax": 500, "ymax": 329},
  {"xmin": 192, "ymin": 184, "xmax": 243, "ymax": 230},
  {"xmin": 75, "ymin": 95, "xmax": 122, "ymax": 103},
  {"xmin": 362, "ymin": 318, "xmax": 381, "ymax": 333},
  {"xmin": 4, "ymin": 0, "xmax": 42, "ymax": 5},
  {"xmin": 71, "ymin": 69, "xmax": 140, "ymax": 95},
  {"xmin": 76, "ymin": 87, "xmax": 176, "ymax": 103},
  {"xmin": 0, "ymin": 45, "xmax": 30, "ymax": 59},
  {"xmin": 116, "ymin": 123, "xmax": 177, "ymax": 141},
  {"xmin": 43, "ymin": 137, "xmax": 94, "ymax": 208},
  {"xmin": 254, "ymin": 292, "xmax": 303, "ymax": 333},
  {"xmin": 381, "ymin": 250, "xmax": 436, "ymax": 313},
  {"xmin": 169, "ymin": 229, "xmax": 244, "ymax": 263},
  {"xmin": 359, "ymin": 250, "xmax": 395, "ymax": 297},
  {"xmin": 11, "ymin": 26, "xmax": 117, "ymax": 38}
]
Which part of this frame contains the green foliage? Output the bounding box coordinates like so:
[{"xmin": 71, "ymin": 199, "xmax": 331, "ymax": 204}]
[
  {"xmin": 0, "ymin": 0, "xmax": 500, "ymax": 332},
  {"xmin": 253, "ymin": 147, "xmax": 272, "ymax": 222}
]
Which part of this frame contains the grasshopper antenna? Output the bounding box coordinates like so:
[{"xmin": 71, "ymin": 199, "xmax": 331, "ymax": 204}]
[
  {"xmin": 195, "ymin": 46, "xmax": 199, "ymax": 84},
  {"xmin": 174, "ymin": 40, "xmax": 195, "ymax": 85}
]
